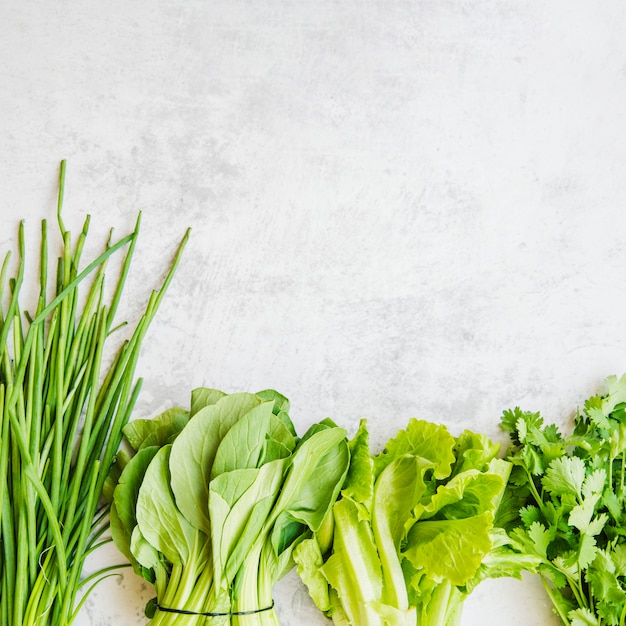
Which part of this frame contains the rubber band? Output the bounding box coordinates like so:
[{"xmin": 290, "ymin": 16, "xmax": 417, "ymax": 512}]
[{"xmin": 155, "ymin": 600, "xmax": 275, "ymax": 617}]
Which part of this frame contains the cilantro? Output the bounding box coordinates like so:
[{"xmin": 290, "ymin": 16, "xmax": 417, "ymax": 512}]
[{"xmin": 501, "ymin": 375, "xmax": 626, "ymax": 626}]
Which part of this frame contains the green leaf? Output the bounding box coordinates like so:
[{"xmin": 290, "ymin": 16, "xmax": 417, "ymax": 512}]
[
  {"xmin": 453, "ymin": 430, "xmax": 501, "ymax": 474},
  {"xmin": 521, "ymin": 444, "xmax": 545, "ymax": 476},
  {"xmin": 371, "ymin": 454, "xmax": 430, "ymax": 611},
  {"xmin": 271, "ymin": 427, "xmax": 349, "ymax": 533},
  {"xmin": 262, "ymin": 413, "xmax": 297, "ymax": 462},
  {"xmin": 135, "ymin": 445, "xmax": 199, "ymax": 565},
  {"xmin": 374, "ymin": 455, "xmax": 431, "ymax": 547},
  {"xmin": 111, "ymin": 445, "xmax": 160, "ymax": 565},
  {"xmin": 414, "ymin": 468, "xmax": 507, "ymax": 522},
  {"xmin": 314, "ymin": 510, "xmax": 335, "ymax": 558},
  {"xmin": 517, "ymin": 413, "xmax": 546, "ymax": 447},
  {"xmin": 144, "ymin": 597, "xmax": 158, "ymax": 619},
  {"xmin": 209, "ymin": 459, "xmax": 287, "ymax": 587},
  {"xmin": 270, "ymin": 516, "xmax": 306, "ymax": 556},
  {"xmin": 603, "ymin": 489, "xmax": 622, "ymax": 521},
  {"xmin": 293, "ymin": 537, "xmax": 331, "ymax": 612},
  {"xmin": 466, "ymin": 529, "xmax": 541, "ymax": 592},
  {"xmin": 520, "ymin": 505, "xmax": 542, "ymax": 528},
  {"xmin": 611, "ymin": 544, "xmax": 626, "ymax": 576},
  {"xmin": 123, "ymin": 407, "xmax": 190, "ymax": 451},
  {"xmin": 130, "ymin": 525, "xmax": 160, "ymax": 572},
  {"xmin": 586, "ymin": 513, "xmax": 608, "ymax": 537},
  {"xmin": 500, "ymin": 408, "xmax": 543, "ymax": 441},
  {"xmin": 569, "ymin": 500, "xmax": 601, "ymax": 533},
  {"xmin": 374, "ymin": 418, "xmax": 456, "ymax": 480},
  {"xmin": 542, "ymin": 423, "xmax": 563, "ymax": 443},
  {"xmin": 610, "ymin": 423, "xmax": 626, "ymax": 460},
  {"xmin": 578, "ymin": 533, "xmax": 599, "ymax": 570},
  {"xmin": 255, "ymin": 389, "xmax": 291, "ymax": 417},
  {"xmin": 525, "ymin": 522, "xmax": 551, "ymax": 559},
  {"xmin": 542, "ymin": 457, "xmax": 586, "ymax": 499},
  {"xmin": 189, "ymin": 387, "xmax": 227, "ymax": 416},
  {"xmin": 585, "ymin": 395, "xmax": 612, "ymax": 431},
  {"xmin": 508, "ymin": 464, "xmax": 531, "ymax": 487},
  {"xmin": 327, "ymin": 589, "xmax": 352, "ymax": 626},
  {"xmin": 342, "ymin": 419, "xmax": 375, "ymax": 510},
  {"xmin": 211, "ymin": 401, "xmax": 276, "ymax": 477},
  {"xmin": 583, "ymin": 469, "xmax": 606, "ymax": 499},
  {"xmin": 494, "ymin": 483, "xmax": 529, "ymax": 531},
  {"xmin": 493, "ymin": 481, "xmax": 528, "ymax": 532},
  {"xmin": 588, "ymin": 551, "xmax": 618, "ymax": 591},
  {"xmin": 569, "ymin": 607, "xmax": 600, "ymax": 626},
  {"xmin": 603, "ymin": 374, "xmax": 626, "ymax": 416},
  {"xmin": 553, "ymin": 554, "xmax": 579, "ymax": 580},
  {"xmin": 538, "ymin": 442, "xmax": 568, "ymax": 470},
  {"xmin": 403, "ymin": 512, "xmax": 493, "ymax": 586},
  {"xmin": 563, "ymin": 533, "xmax": 597, "ymax": 571},
  {"xmin": 103, "ymin": 448, "xmax": 132, "ymax": 503},
  {"xmin": 110, "ymin": 502, "xmax": 128, "ymax": 561},
  {"xmin": 169, "ymin": 392, "xmax": 262, "ymax": 533},
  {"xmin": 596, "ymin": 600, "xmax": 623, "ymax": 626}
]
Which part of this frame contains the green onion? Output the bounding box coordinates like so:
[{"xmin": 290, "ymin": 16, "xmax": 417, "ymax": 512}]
[{"xmin": 0, "ymin": 161, "xmax": 189, "ymax": 626}]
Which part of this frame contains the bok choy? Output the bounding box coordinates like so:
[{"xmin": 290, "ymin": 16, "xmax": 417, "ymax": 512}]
[{"xmin": 109, "ymin": 388, "xmax": 350, "ymax": 625}]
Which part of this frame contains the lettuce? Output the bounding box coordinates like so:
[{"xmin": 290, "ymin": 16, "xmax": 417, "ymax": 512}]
[{"xmin": 294, "ymin": 418, "xmax": 534, "ymax": 626}]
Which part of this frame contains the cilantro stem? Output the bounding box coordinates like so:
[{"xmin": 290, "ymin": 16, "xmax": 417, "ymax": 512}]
[
  {"xmin": 609, "ymin": 450, "xmax": 626, "ymax": 500},
  {"xmin": 524, "ymin": 468, "xmax": 547, "ymax": 516},
  {"xmin": 539, "ymin": 574, "xmax": 570, "ymax": 626}
]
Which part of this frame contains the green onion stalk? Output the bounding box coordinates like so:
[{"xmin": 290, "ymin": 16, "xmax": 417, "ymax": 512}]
[{"xmin": 0, "ymin": 161, "xmax": 189, "ymax": 626}]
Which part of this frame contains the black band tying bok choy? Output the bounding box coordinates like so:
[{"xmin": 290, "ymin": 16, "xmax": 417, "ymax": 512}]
[{"xmin": 155, "ymin": 601, "xmax": 275, "ymax": 616}]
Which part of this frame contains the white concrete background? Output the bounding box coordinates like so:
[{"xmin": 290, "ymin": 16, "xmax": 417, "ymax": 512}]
[{"xmin": 1, "ymin": 0, "xmax": 625, "ymax": 624}]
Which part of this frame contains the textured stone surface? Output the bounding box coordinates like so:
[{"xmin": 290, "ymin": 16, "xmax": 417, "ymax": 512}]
[{"xmin": 2, "ymin": 1, "xmax": 626, "ymax": 624}]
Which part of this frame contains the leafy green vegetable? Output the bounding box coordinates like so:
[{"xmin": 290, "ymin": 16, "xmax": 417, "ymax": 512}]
[
  {"xmin": 110, "ymin": 388, "xmax": 350, "ymax": 625},
  {"xmin": 501, "ymin": 374, "xmax": 626, "ymax": 626},
  {"xmin": 0, "ymin": 162, "xmax": 189, "ymax": 626},
  {"xmin": 294, "ymin": 417, "xmax": 531, "ymax": 626}
]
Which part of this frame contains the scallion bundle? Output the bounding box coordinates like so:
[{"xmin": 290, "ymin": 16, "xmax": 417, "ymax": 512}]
[{"xmin": 0, "ymin": 162, "xmax": 189, "ymax": 626}]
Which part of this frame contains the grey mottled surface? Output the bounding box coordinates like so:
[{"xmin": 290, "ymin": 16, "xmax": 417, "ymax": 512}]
[{"xmin": 2, "ymin": 1, "xmax": 626, "ymax": 624}]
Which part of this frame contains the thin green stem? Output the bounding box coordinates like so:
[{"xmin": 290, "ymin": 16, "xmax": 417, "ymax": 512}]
[
  {"xmin": 609, "ymin": 450, "xmax": 626, "ymax": 501},
  {"xmin": 59, "ymin": 460, "xmax": 101, "ymax": 622},
  {"xmin": 0, "ymin": 162, "xmax": 189, "ymax": 626},
  {"xmin": 540, "ymin": 574, "xmax": 570, "ymax": 625}
]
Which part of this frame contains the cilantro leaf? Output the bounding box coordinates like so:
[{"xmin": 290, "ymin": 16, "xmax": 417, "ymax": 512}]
[
  {"xmin": 519, "ymin": 505, "xmax": 542, "ymax": 528},
  {"xmin": 611, "ymin": 544, "xmax": 626, "ymax": 576},
  {"xmin": 542, "ymin": 457, "xmax": 586, "ymax": 500},
  {"xmin": 585, "ymin": 395, "xmax": 612, "ymax": 431},
  {"xmin": 568, "ymin": 607, "xmax": 600, "ymax": 626},
  {"xmin": 583, "ymin": 469, "xmax": 606, "ymax": 499}
]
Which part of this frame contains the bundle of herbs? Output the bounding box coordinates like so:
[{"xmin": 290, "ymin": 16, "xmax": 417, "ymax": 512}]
[
  {"xmin": 293, "ymin": 417, "xmax": 536, "ymax": 626},
  {"xmin": 501, "ymin": 374, "xmax": 626, "ymax": 626},
  {"xmin": 0, "ymin": 162, "xmax": 189, "ymax": 626},
  {"xmin": 108, "ymin": 388, "xmax": 350, "ymax": 625}
]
